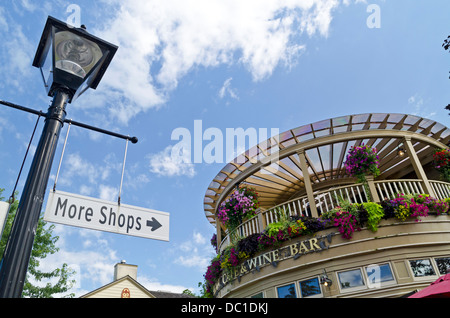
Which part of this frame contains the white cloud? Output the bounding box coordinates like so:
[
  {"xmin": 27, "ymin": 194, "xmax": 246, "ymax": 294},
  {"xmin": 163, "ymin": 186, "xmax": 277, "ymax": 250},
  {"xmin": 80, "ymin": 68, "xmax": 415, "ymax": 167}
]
[
  {"xmin": 18, "ymin": 0, "xmax": 37, "ymax": 12},
  {"xmin": 139, "ymin": 276, "xmax": 191, "ymax": 294},
  {"xmin": 408, "ymin": 96, "xmax": 416, "ymax": 104},
  {"xmin": 38, "ymin": 222, "xmax": 194, "ymax": 296},
  {"xmin": 0, "ymin": 13, "xmax": 33, "ymax": 90},
  {"xmin": 88, "ymin": 0, "xmax": 342, "ymax": 124},
  {"xmin": 36, "ymin": 225, "xmax": 119, "ymax": 297},
  {"xmin": 175, "ymin": 231, "xmax": 214, "ymax": 271},
  {"xmin": 408, "ymin": 94, "xmax": 436, "ymax": 118},
  {"xmin": 56, "ymin": 152, "xmax": 122, "ymax": 194},
  {"xmin": 98, "ymin": 184, "xmax": 118, "ymax": 202},
  {"xmin": 193, "ymin": 231, "xmax": 207, "ymax": 245},
  {"xmin": 0, "ymin": 1, "xmax": 346, "ymax": 124},
  {"xmin": 177, "ymin": 254, "xmax": 210, "ymax": 270},
  {"xmin": 79, "ymin": 185, "xmax": 93, "ymax": 196},
  {"xmin": 0, "ymin": 7, "xmax": 8, "ymax": 30},
  {"xmin": 148, "ymin": 145, "xmax": 195, "ymax": 178},
  {"xmin": 61, "ymin": 153, "xmax": 100, "ymax": 186}
]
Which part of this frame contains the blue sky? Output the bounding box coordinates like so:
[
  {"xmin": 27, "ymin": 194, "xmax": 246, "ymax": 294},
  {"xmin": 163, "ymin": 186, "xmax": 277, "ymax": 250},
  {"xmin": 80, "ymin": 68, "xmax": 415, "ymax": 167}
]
[{"xmin": 0, "ymin": 0, "xmax": 449, "ymax": 297}]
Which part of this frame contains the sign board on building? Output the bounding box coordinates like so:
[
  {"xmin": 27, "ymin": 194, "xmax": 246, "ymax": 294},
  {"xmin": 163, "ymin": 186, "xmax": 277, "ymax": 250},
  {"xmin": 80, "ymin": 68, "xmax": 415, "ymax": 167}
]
[{"xmin": 44, "ymin": 190, "xmax": 169, "ymax": 241}]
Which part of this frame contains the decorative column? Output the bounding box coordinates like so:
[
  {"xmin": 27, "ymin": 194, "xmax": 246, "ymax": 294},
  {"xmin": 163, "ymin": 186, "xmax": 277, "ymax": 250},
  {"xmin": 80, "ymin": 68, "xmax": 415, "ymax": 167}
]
[
  {"xmin": 297, "ymin": 149, "xmax": 319, "ymax": 218},
  {"xmin": 365, "ymin": 175, "xmax": 380, "ymax": 202},
  {"xmin": 403, "ymin": 136, "xmax": 436, "ymax": 197},
  {"xmin": 257, "ymin": 208, "xmax": 267, "ymax": 232},
  {"xmin": 215, "ymin": 217, "xmax": 222, "ymax": 253}
]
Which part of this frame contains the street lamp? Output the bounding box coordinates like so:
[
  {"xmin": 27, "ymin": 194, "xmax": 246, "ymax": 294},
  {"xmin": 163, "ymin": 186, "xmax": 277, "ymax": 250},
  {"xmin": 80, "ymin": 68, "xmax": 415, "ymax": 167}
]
[
  {"xmin": 33, "ymin": 16, "xmax": 117, "ymax": 103},
  {"xmin": 0, "ymin": 16, "xmax": 117, "ymax": 298}
]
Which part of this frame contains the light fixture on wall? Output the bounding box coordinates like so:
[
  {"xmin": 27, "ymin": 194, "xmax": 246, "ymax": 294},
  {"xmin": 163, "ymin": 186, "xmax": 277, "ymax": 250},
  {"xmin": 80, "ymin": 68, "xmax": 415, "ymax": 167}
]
[
  {"xmin": 397, "ymin": 141, "xmax": 406, "ymax": 157},
  {"xmin": 320, "ymin": 269, "xmax": 333, "ymax": 287}
]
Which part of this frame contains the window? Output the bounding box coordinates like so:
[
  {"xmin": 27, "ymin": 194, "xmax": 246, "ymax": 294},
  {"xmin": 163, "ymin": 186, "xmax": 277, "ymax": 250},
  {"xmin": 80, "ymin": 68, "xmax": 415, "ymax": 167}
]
[
  {"xmin": 250, "ymin": 292, "xmax": 264, "ymax": 298},
  {"xmin": 337, "ymin": 263, "xmax": 399, "ymax": 293},
  {"xmin": 409, "ymin": 259, "xmax": 436, "ymax": 277},
  {"xmin": 338, "ymin": 268, "xmax": 365, "ymax": 292},
  {"xmin": 298, "ymin": 277, "xmax": 322, "ymax": 298},
  {"xmin": 277, "ymin": 283, "xmax": 297, "ymax": 298},
  {"xmin": 365, "ymin": 263, "xmax": 396, "ymax": 288},
  {"xmin": 435, "ymin": 257, "xmax": 450, "ymax": 275}
]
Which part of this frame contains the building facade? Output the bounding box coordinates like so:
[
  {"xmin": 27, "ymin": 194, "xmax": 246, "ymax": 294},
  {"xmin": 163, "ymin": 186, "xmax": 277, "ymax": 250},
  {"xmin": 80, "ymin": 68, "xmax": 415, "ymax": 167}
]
[
  {"xmin": 203, "ymin": 113, "xmax": 450, "ymax": 298},
  {"xmin": 81, "ymin": 261, "xmax": 195, "ymax": 298}
]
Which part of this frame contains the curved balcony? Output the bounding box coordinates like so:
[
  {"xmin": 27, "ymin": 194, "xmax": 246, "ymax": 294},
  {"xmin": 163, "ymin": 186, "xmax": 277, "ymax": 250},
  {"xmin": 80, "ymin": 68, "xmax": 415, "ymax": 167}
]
[
  {"xmin": 214, "ymin": 213, "xmax": 450, "ymax": 298},
  {"xmin": 204, "ymin": 113, "xmax": 450, "ymax": 251},
  {"xmin": 218, "ymin": 179, "xmax": 450, "ymax": 252},
  {"xmin": 204, "ymin": 112, "xmax": 450, "ymax": 298}
]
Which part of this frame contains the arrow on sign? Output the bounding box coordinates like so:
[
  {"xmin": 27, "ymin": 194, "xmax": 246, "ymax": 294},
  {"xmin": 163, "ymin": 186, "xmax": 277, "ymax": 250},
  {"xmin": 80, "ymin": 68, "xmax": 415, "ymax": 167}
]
[{"xmin": 147, "ymin": 218, "xmax": 162, "ymax": 231}]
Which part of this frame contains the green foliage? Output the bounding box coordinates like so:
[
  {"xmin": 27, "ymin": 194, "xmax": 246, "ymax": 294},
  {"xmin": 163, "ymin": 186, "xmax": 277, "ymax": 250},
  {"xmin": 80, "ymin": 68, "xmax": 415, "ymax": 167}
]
[
  {"xmin": 321, "ymin": 196, "xmax": 360, "ymax": 222},
  {"xmin": 265, "ymin": 208, "xmax": 288, "ymax": 235},
  {"xmin": 202, "ymin": 189, "xmax": 450, "ymax": 297},
  {"xmin": 344, "ymin": 144, "xmax": 380, "ymax": 183},
  {"xmin": 362, "ymin": 202, "xmax": 384, "ymax": 232},
  {"xmin": 182, "ymin": 288, "xmax": 197, "ymax": 297},
  {"xmin": 236, "ymin": 233, "xmax": 260, "ymax": 257},
  {"xmin": 196, "ymin": 281, "xmax": 211, "ymax": 298},
  {"xmin": 433, "ymin": 148, "xmax": 450, "ymax": 182},
  {"xmin": 262, "ymin": 208, "xmax": 308, "ymax": 245},
  {"xmin": 217, "ymin": 187, "xmax": 259, "ymax": 232},
  {"xmin": 266, "ymin": 221, "xmax": 286, "ymax": 238}
]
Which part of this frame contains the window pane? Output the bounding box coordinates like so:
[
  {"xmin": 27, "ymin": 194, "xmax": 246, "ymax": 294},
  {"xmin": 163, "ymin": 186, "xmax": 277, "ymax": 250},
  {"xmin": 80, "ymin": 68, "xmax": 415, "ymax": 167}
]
[
  {"xmin": 410, "ymin": 259, "xmax": 436, "ymax": 277},
  {"xmin": 277, "ymin": 283, "xmax": 297, "ymax": 298},
  {"xmin": 338, "ymin": 269, "xmax": 365, "ymax": 289},
  {"xmin": 435, "ymin": 257, "xmax": 450, "ymax": 275},
  {"xmin": 366, "ymin": 264, "xmax": 395, "ymax": 285},
  {"xmin": 251, "ymin": 292, "xmax": 263, "ymax": 298},
  {"xmin": 299, "ymin": 277, "xmax": 321, "ymax": 297}
]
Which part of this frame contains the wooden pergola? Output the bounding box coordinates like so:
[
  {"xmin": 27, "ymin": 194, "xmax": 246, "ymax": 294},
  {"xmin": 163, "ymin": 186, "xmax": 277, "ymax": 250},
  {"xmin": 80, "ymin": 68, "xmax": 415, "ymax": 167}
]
[{"xmin": 204, "ymin": 113, "xmax": 450, "ymax": 229}]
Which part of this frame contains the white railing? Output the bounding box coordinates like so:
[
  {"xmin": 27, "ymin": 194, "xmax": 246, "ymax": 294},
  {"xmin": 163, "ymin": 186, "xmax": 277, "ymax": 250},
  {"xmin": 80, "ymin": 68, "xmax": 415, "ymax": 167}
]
[
  {"xmin": 314, "ymin": 183, "xmax": 368, "ymax": 214},
  {"xmin": 261, "ymin": 183, "xmax": 369, "ymax": 222},
  {"xmin": 217, "ymin": 179, "xmax": 450, "ymax": 252},
  {"xmin": 263, "ymin": 195, "xmax": 310, "ymax": 223},
  {"xmin": 430, "ymin": 180, "xmax": 450, "ymax": 200},
  {"xmin": 375, "ymin": 179, "xmax": 424, "ymax": 200},
  {"xmin": 219, "ymin": 215, "xmax": 262, "ymax": 249}
]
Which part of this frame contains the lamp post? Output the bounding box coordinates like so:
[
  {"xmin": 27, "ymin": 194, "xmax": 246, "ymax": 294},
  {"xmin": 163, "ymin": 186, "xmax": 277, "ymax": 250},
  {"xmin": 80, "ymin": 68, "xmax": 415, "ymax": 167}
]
[{"xmin": 0, "ymin": 16, "xmax": 117, "ymax": 298}]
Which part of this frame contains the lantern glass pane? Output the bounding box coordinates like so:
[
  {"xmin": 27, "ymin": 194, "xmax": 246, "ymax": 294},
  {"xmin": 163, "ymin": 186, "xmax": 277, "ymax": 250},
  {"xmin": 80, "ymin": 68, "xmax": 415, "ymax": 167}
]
[
  {"xmin": 54, "ymin": 30, "xmax": 103, "ymax": 78},
  {"xmin": 40, "ymin": 39, "xmax": 53, "ymax": 87}
]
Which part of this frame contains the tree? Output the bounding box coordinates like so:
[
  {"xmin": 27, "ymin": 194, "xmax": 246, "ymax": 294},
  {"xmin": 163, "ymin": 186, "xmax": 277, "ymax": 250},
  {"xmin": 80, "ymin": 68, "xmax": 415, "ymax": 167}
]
[
  {"xmin": 0, "ymin": 188, "xmax": 76, "ymax": 298},
  {"xmin": 444, "ymin": 35, "xmax": 450, "ymax": 114},
  {"xmin": 196, "ymin": 281, "xmax": 212, "ymax": 298},
  {"xmin": 181, "ymin": 288, "xmax": 197, "ymax": 297},
  {"xmin": 443, "ymin": 35, "xmax": 450, "ymax": 52}
]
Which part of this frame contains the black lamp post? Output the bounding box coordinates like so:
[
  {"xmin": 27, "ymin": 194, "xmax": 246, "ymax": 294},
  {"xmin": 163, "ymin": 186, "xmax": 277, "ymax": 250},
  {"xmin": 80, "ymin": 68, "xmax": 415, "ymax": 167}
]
[{"xmin": 0, "ymin": 16, "xmax": 117, "ymax": 298}]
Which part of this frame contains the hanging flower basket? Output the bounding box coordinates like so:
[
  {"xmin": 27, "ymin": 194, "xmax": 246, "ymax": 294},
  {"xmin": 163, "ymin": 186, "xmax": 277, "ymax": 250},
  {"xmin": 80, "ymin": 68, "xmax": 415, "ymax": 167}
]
[
  {"xmin": 216, "ymin": 186, "xmax": 259, "ymax": 231},
  {"xmin": 433, "ymin": 148, "xmax": 450, "ymax": 182},
  {"xmin": 344, "ymin": 144, "xmax": 380, "ymax": 183}
]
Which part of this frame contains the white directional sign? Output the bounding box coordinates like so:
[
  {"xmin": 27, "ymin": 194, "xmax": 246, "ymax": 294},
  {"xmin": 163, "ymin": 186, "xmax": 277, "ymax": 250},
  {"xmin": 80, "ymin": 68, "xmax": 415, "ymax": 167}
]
[{"xmin": 44, "ymin": 190, "xmax": 169, "ymax": 241}]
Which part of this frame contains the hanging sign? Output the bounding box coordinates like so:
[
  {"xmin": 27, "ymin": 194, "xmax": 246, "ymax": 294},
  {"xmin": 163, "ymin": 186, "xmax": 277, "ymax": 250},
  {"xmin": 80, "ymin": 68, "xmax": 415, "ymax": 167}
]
[
  {"xmin": 44, "ymin": 190, "xmax": 169, "ymax": 241},
  {"xmin": 121, "ymin": 288, "xmax": 131, "ymax": 298}
]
